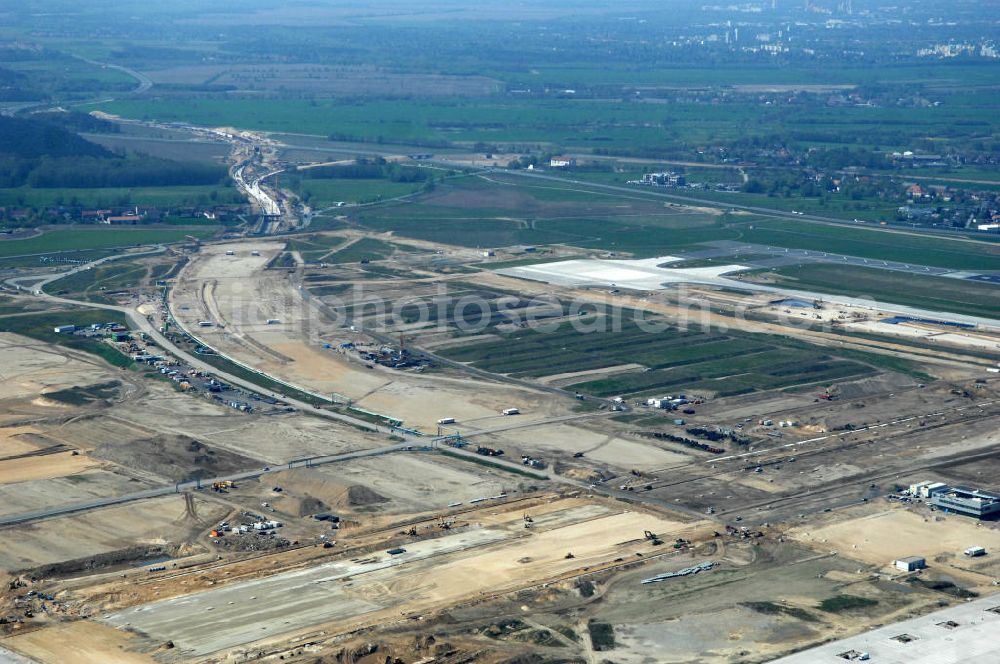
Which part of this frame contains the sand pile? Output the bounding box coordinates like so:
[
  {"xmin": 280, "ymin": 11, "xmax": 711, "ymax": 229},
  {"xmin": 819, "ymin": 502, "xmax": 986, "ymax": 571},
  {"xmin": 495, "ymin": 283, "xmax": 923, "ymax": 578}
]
[{"xmin": 269, "ymin": 468, "xmax": 389, "ymax": 514}]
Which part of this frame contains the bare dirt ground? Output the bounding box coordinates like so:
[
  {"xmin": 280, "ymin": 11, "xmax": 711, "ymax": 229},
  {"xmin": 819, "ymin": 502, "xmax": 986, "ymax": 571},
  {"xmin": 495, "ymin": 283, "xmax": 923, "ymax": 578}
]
[
  {"xmin": 489, "ymin": 422, "xmax": 691, "ymax": 471},
  {"xmin": 92, "ymin": 498, "xmax": 711, "ymax": 658},
  {"xmin": 0, "ymin": 333, "xmax": 116, "ymax": 402},
  {"xmin": 170, "ymin": 241, "xmax": 573, "ymax": 431},
  {"xmin": 0, "ymin": 427, "xmax": 48, "ymax": 457},
  {"xmin": 266, "ymin": 453, "xmax": 532, "ymax": 517},
  {"xmin": 3, "ymin": 230, "xmax": 998, "ymax": 664},
  {"xmin": 2, "ymin": 621, "xmax": 157, "ymax": 664},
  {"xmin": 64, "ymin": 380, "xmax": 386, "ymax": 464},
  {"xmin": 0, "ymin": 495, "xmax": 226, "ymax": 572},
  {"xmin": 845, "ymin": 318, "xmax": 1000, "ymax": 353},
  {"xmin": 0, "ymin": 471, "xmax": 151, "ymax": 517},
  {"xmin": 0, "ymin": 451, "xmax": 100, "ymax": 485},
  {"xmin": 788, "ymin": 505, "xmax": 1000, "ymax": 585}
]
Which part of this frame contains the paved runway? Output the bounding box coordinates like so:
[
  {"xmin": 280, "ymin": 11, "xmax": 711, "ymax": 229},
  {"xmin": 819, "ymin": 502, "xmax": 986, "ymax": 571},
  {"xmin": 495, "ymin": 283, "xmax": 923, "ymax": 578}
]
[{"xmin": 99, "ymin": 528, "xmax": 511, "ymax": 657}]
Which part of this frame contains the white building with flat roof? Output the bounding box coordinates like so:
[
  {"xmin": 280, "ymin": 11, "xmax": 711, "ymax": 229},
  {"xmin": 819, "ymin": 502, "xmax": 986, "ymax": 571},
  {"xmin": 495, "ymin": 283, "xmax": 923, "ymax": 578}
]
[{"xmin": 893, "ymin": 556, "xmax": 926, "ymax": 572}]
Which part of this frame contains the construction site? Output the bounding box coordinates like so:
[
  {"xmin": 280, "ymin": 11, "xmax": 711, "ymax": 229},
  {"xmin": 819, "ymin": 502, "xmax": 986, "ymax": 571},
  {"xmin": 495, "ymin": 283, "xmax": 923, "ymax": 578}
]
[{"xmin": 1, "ymin": 176, "xmax": 1000, "ymax": 664}]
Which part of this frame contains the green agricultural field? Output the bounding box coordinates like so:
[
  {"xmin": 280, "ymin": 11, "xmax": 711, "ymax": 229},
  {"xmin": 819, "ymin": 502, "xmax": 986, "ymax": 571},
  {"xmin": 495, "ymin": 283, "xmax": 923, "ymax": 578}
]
[
  {"xmin": 362, "ymin": 213, "xmax": 737, "ymax": 255},
  {"xmin": 0, "ymin": 248, "xmax": 122, "ymax": 270},
  {"xmin": 740, "ymin": 219, "xmax": 1000, "ymax": 271},
  {"xmin": 439, "ymin": 316, "xmax": 882, "ymax": 398},
  {"xmin": 325, "ymin": 237, "xmax": 401, "ymax": 264},
  {"xmin": 767, "ymin": 264, "xmax": 1000, "ymax": 319},
  {"xmin": 0, "ymin": 185, "xmax": 238, "ymax": 208},
  {"xmin": 0, "ymin": 296, "xmax": 24, "ymax": 316},
  {"xmin": 97, "ymin": 73, "xmax": 1000, "ymax": 154},
  {"xmin": 358, "ymin": 176, "xmax": 735, "ymax": 254},
  {"xmin": 361, "ymin": 215, "xmax": 550, "ymax": 250},
  {"xmin": 44, "ymin": 259, "xmax": 156, "ymax": 303},
  {"xmin": 161, "ymin": 215, "xmax": 236, "ymax": 226},
  {"xmin": 285, "ymin": 233, "xmax": 348, "ymax": 261},
  {"xmin": 570, "ymin": 351, "xmax": 873, "ymax": 398},
  {"xmin": 691, "ymin": 188, "xmax": 902, "ymax": 222},
  {"xmin": 299, "ymin": 178, "xmax": 424, "ymax": 206},
  {"xmin": 0, "ymin": 228, "xmax": 215, "ymax": 258},
  {"xmin": 286, "ymin": 235, "xmax": 412, "ymax": 264}
]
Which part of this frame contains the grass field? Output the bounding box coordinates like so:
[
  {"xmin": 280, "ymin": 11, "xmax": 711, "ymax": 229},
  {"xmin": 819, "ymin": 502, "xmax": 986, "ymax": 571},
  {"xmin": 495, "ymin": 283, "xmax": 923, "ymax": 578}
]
[
  {"xmin": 0, "ymin": 248, "xmax": 123, "ymax": 271},
  {"xmin": 692, "ymin": 188, "xmax": 902, "ymax": 222},
  {"xmin": 439, "ymin": 316, "xmax": 880, "ymax": 398},
  {"xmin": 357, "ymin": 178, "xmax": 735, "ymax": 255},
  {"xmin": 363, "ymin": 212, "xmax": 740, "ymax": 256},
  {"xmin": 325, "ymin": 237, "xmax": 401, "ymax": 263},
  {"xmin": 741, "ymin": 219, "xmax": 1000, "ymax": 271},
  {"xmin": 44, "ymin": 259, "xmax": 157, "ymax": 303},
  {"xmin": 299, "ymin": 178, "xmax": 424, "ymax": 206},
  {"xmin": 285, "ymin": 234, "xmax": 348, "ymax": 262},
  {"xmin": 0, "ymin": 228, "xmax": 215, "ymax": 258},
  {"xmin": 285, "ymin": 235, "xmax": 413, "ymax": 264},
  {"xmin": 768, "ymin": 264, "xmax": 1000, "ymax": 319},
  {"xmin": 97, "ymin": 86, "xmax": 999, "ymax": 154},
  {"xmin": 0, "ymin": 185, "xmax": 238, "ymax": 208},
  {"xmin": 0, "ymin": 309, "xmax": 133, "ymax": 368}
]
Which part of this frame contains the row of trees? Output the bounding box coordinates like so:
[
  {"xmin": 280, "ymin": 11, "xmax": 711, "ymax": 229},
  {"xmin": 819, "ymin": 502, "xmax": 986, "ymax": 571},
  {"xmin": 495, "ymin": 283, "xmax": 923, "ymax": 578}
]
[
  {"xmin": 0, "ymin": 115, "xmax": 225, "ymax": 189},
  {"xmin": 0, "ymin": 154, "xmax": 226, "ymax": 189}
]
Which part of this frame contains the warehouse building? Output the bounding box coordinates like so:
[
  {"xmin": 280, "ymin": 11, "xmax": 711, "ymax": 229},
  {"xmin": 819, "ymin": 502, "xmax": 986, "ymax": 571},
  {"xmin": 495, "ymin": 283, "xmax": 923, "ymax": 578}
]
[
  {"xmin": 908, "ymin": 481, "xmax": 949, "ymax": 499},
  {"xmin": 931, "ymin": 486, "xmax": 1000, "ymax": 520},
  {"xmin": 894, "ymin": 556, "xmax": 926, "ymax": 572}
]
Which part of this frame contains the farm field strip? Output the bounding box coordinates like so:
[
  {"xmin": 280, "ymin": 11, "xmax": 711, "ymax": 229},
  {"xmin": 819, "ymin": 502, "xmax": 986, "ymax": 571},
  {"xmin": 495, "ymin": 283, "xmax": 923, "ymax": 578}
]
[{"xmin": 439, "ymin": 317, "xmax": 877, "ymax": 398}]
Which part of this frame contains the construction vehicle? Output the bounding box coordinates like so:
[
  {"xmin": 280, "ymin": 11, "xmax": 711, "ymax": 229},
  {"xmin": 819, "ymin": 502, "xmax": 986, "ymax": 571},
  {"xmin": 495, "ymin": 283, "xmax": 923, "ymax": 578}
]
[
  {"xmin": 644, "ymin": 530, "xmax": 664, "ymax": 546},
  {"xmin": 211, "ymin": 480, "xmax": 236, "ymax": 492}
]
